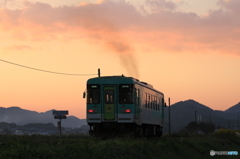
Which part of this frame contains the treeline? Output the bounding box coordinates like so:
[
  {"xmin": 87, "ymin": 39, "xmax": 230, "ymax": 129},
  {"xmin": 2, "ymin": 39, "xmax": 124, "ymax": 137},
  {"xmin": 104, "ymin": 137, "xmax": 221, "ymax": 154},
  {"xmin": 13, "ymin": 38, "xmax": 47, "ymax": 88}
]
[
  {"xmin": 0, "ymin": 122, "xmax": 88, "ymax": 135},
  {"xmin": 0, "ymin": 122, "xmax": 57, "ymax": 134},
  {"xmin": 185, "ymin": 121, "xmax": 216, "ymax": 134}
]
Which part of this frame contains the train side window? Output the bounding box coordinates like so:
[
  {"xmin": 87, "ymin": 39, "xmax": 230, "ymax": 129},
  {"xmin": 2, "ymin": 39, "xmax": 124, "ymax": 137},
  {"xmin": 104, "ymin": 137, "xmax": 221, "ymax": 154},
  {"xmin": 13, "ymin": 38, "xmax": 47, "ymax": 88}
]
[
  {"xmin": 158, "ymin": 98, "xmax": 161, "ymax": 111},
  {"xmin": 157, "ymin": 97, "xmax": 160, "ymax": 111},
  {"xmin": 154, "ymin": 96, "xmax": 156, "ymax": 110},
  {"xmin": 138, "ymin": 89, "xmax": 140, "ymax": 106},
  {"xmin": 135, "ymin": 88, "xmax": 140, "ymax": 106},
  {"xmin": 135, "ymin": 88, "xmax": 138, "ymax": 105},
  {"xmin": 145, "ymin": 93, "xmax": 147, "ymax": 108},
  {"xmin": 149, "ymin": 95, "xmax": 151, "ymax": 109},
  {"xmin": 152, "ymin": 96, "xmax": 154, "ymax": 110},
  {"xmin": 151, "ymin": 96, "xmax": 153, "ymax": 110},
  {"xmin": 148, "ymin": 95, "xmax": 151, "ymax": 109},
  {"xmin": 151, "ymin": 95, "xmax": 153, "ymax": 110},
  {"xmin": 161, "ymin": 98, "xmax": 164, "ymax": 113},
  {"xmin": 156, "ymin": 97, "xmax": 158, "ymax": 111},
  {"xmin": 153, "ymin": 96, "xmax": 155, "ymax": 110},
  {"xmin": 162, "ymin": 98, "xmax": 164, "ymax": 107},
  {"xmin": 146, "ymin": 93, "xmax": 148, "ymax": 109},
  {"xmin": 155, "ymin": 97, "xmax": 157, "ymax": 111}
]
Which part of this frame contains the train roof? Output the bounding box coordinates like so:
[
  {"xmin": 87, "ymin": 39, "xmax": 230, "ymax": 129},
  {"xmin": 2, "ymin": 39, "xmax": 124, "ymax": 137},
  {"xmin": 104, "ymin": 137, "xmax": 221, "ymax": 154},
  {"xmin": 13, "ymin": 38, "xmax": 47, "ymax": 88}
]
[{"xmin": 87, "ymin": 75, "xmax": 163, "ymax": 95}]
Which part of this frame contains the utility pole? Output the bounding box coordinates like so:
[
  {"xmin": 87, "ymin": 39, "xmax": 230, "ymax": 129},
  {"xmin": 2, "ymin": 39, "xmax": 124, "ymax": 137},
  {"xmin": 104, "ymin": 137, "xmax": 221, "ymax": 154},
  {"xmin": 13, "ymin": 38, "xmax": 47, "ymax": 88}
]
[
  {"xmin": 168, "ymin": 97, "xmax": 171, "ymax": 135},
  {"xmin": 238, "ymin": 115, "xmax": 239, "ymax": 130},
  {"xmin": 198, "ymin": 115, "xmax": 201, "ymax": 132},
  {"xmin": 209, "ymin": 115, "xmax": 211, "ymax": 133},
  {"xmin": 59, "ymin": 118, "xmax": 62, "ymax": 135},
  {"xmin": 195, "ymin": 110, "xmax": 197, "ymax": 131},
  {"xmin": 195, "ymin": 110, "xmax": 197, "ymax": 123},
  {"xmin": 98, "ymin": 68, "xmax": 100, "ymax": 77}
]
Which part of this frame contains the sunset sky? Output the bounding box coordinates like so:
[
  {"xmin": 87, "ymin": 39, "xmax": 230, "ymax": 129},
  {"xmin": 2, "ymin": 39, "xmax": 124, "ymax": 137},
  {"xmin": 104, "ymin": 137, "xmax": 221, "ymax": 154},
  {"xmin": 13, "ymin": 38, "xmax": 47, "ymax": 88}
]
[{"xmin": 0, "ymin": 0, "xmax": 240, "ymax": 119}]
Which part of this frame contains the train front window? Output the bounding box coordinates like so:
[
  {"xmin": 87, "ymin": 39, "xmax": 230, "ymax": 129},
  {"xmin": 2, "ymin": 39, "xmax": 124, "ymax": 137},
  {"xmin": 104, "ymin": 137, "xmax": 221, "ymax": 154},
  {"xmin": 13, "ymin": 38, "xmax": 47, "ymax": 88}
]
[
  {"xmin": 119, "ymin": 84, "xmax": 134, "ymax": 104},
  {"xmin": 87, "ymin": 84, "xmax": 100, "ymax": 104},
  {"xmin": 105, "ymin": 89, "xmax": 114, "ymax": 104}
]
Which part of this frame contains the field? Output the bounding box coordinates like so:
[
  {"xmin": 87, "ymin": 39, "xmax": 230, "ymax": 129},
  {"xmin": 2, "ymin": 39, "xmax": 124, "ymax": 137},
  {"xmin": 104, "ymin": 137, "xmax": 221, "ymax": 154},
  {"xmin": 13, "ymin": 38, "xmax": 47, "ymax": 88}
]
[{"xmin": 0, "ymin": 129, "xmax": 239, "ymax": 159}]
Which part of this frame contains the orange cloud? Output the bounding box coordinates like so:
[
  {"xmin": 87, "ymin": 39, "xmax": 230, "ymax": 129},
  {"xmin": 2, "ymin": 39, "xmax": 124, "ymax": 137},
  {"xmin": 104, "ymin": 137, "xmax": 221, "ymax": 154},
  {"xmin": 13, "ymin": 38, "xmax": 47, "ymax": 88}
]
[
  {"xmin": 4, "ymin": 45, "xmax": 34, "ymax": 51},
  {"xmin": 0, "ymin": 0, "xmax": 239, "ymax": 55}
]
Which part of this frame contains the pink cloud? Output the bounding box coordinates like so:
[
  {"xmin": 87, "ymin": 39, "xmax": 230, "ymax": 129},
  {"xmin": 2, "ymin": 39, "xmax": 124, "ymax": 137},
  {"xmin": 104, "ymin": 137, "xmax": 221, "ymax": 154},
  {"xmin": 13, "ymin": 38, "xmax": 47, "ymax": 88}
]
[
  {"xmin": 145, "ymin": 0, "xmax": 177, "ymax": 12},
  {"xmin": 0, "ymin": 0, "xmax": 239, "ymax": 55},
  {"xmin": 217, "ymin": 0, "xmax": 240, "ymax": 13}
]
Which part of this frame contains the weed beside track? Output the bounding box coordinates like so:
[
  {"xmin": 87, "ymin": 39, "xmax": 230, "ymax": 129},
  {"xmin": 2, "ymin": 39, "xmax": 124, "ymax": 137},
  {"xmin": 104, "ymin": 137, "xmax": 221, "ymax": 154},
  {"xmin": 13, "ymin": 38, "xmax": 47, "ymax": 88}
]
[{"xmin": 0, "ymin": 129, "xmax": 239, "ymax": 159}]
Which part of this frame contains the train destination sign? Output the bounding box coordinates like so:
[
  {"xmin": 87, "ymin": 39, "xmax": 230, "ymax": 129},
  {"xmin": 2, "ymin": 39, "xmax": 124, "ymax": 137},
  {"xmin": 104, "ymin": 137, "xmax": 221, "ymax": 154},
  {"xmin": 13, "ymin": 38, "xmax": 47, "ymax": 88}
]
[{"xmin": 52, "ymin": 110, "xmax": 68, "ymax": 115}]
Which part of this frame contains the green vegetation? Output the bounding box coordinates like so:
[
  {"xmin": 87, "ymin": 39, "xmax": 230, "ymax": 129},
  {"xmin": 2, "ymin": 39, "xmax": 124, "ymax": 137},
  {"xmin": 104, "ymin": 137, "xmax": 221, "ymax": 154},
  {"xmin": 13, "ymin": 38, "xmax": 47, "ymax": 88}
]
[
  {"xmin": 0, "ymin": 129, "xmax": 239, "ymax": 159},
  {"xmin": 185, "ymin": 121, "xmax": 216, "ymax": 135}
]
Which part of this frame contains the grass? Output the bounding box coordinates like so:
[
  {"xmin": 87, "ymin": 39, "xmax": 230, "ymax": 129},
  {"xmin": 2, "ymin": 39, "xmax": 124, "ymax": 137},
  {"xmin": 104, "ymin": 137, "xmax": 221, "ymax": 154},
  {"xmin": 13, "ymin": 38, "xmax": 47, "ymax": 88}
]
[{"xmin": 0, "ymin": 129, "xmax": 239, "ymax": 159}]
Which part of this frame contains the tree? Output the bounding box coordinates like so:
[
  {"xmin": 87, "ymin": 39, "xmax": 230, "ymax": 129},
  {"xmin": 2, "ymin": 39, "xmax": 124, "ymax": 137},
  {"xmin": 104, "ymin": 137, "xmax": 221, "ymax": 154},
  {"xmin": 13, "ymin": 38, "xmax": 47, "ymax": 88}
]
[
  {"xmin": 0, "ymin": 122, "xmax": 17, "ymax": 129},
  {"xmin": 3, "ymin": 128, "xmax": 12, "ymax": 134},
  {"xmin": 185, "ymin": 121, "xmax": 216, "ymax": 135},
  {"xmin": 185, "ymin": 121, "xmax": 198, "ymax": 134},
  {"xmin": 199, "ymin": 122, "xmax": 215, "ymax": 134}
]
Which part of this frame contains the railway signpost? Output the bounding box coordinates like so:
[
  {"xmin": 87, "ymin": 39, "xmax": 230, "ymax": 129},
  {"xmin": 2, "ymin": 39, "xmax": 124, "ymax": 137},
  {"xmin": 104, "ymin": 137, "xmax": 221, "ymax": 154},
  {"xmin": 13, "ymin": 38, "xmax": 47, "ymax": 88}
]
[
  {"xmin": 52, "ymin": 110, "xmax": 68, "ymax": 135},
  {"xmin": 54, "ymin": 115, "xmax": 67, "ymax": 119},
  {"xmin": 52, "ymin": 111, "xmax": 68, "ymax": 116}
]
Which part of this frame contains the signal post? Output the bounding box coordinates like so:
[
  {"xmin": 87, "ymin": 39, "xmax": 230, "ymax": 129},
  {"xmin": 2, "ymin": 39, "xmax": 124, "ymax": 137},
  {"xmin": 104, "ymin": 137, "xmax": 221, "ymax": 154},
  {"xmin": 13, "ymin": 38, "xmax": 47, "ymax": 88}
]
[{"xmin": 52, "ymin": 111, "xmax": 68, "ymax": 135}]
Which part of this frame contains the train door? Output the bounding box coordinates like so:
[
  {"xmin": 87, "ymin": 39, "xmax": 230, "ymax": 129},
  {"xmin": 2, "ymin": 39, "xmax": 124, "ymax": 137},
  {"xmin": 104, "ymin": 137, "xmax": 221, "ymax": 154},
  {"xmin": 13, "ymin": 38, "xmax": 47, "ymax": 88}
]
[
  {"xmin": 135, "ymin": 88, "xmax": 140, "ymax": 124},
  {"xmin": 103, "ymin": 86, "xmax": 116, "ymax": 121}
]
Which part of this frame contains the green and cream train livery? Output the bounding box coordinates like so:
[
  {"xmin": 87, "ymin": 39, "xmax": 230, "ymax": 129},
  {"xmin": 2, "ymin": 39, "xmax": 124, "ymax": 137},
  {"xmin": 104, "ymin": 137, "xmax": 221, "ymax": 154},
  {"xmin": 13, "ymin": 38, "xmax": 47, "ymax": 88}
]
[{"xmin": 83, "ymin": 75, "xmax": 166, "ymax": 137}]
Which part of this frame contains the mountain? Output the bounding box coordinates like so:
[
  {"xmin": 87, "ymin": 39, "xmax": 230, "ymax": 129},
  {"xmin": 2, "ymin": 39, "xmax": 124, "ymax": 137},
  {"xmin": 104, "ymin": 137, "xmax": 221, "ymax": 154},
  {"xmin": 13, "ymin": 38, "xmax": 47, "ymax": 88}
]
[
  {"xmin": 225, "ymin": 102, "xmax": 240, "ymax": 113},
  {"xmin": 0, "ymin": 107, "xmax": 86, "ymax": 128},
  {"xmin": 1, "ymin": 99, "xmax": 239, "ymax": 132},
  {"xmin": 163, "ymin": 99, "xmax": 240, "ymax": 133}
]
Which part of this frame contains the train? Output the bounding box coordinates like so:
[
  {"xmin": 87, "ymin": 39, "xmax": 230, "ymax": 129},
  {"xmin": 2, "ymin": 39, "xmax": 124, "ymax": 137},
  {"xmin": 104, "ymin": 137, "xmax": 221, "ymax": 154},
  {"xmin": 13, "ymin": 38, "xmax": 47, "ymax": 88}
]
[{"xmin": 83, "ymin": 75, "xmax": 166, "ymax": 137}]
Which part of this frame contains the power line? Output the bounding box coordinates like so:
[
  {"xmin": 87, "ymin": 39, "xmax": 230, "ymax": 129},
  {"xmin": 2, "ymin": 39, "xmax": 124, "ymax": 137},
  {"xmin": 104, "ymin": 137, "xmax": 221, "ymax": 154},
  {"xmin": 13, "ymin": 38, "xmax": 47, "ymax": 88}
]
[{"xmin": 0, "ymin": 58, "xmax": 97, "ymax": 76}]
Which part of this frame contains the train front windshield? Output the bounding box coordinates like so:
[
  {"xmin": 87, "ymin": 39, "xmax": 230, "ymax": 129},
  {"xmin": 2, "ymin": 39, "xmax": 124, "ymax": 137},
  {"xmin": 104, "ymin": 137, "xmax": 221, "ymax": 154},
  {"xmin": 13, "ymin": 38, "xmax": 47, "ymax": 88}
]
[
  {"xmin": 119, "ymin": 84, "xmax": 134, "ymax": 104},
  {"xmin": 87, "ymin": 84, "xmax": 100, "ymax": 104}
]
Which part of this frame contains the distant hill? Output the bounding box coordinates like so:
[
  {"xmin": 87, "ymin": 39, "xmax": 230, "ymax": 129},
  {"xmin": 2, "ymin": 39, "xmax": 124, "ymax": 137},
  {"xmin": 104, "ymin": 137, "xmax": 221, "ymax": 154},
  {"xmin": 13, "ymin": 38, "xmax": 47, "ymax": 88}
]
[
  {"xmin": 0, "ymin": 107, "xmax": 86, "ymax": 128},
  {"xmin": 163, "ymin": 99, "xmax": 240, "ymax": 133},
  {"xmin": 225, "ymin": 102, "xmax": 240, "ymax": 113},
  {"xmin": 1, "ymin": 99, "xmax": 239, "ymax": 132}
]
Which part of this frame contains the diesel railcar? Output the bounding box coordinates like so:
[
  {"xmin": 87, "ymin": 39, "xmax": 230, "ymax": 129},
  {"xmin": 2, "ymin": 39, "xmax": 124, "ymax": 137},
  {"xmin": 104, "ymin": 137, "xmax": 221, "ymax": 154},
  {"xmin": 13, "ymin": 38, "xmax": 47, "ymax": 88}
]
[{"xmin": 83, "ymin": 75, "xmax": 165, "ymax": 137}]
